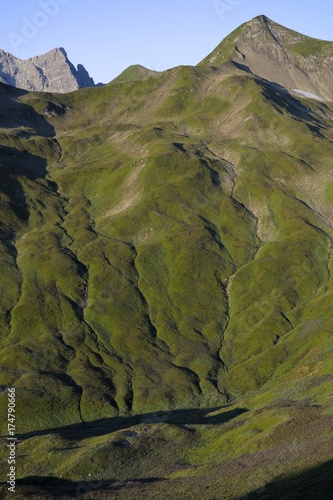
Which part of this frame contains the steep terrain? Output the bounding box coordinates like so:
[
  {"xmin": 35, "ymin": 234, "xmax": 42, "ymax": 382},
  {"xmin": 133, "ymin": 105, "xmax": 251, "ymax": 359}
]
[
  {"xmin": 0, "ymin": 47, "xmax": 95, "ymax": 92},
  {"xmin": 0, "ymin": 16, "xmax": 333, "ymax": 499},
  {"xmin": 200, "ymin": 15, "xmax": 333, "ymax": 101}
]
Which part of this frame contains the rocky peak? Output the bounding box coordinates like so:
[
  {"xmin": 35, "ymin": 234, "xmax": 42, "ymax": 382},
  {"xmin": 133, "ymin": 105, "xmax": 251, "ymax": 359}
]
[{"xmin": 0, "ymin": 47, "xmax": 95, "ymax": 93}]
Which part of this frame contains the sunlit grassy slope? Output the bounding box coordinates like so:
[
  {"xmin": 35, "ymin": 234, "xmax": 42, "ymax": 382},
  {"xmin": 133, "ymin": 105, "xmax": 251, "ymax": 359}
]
[{"xmin": 0, "ymin": 44, "xmax": 333, "ymax": 498}]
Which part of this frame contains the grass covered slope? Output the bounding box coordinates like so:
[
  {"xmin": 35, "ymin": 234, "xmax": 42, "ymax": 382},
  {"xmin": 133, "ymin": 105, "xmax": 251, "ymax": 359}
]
[{"xmin": 0, "ymin": 53, "xmax": 333, "ymax": 498}]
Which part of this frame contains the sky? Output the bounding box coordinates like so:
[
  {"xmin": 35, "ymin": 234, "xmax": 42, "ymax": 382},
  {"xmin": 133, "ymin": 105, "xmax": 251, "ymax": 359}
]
[{"xmin": 1, "ymin": 0, "xmax": 333, "ymax": 84}]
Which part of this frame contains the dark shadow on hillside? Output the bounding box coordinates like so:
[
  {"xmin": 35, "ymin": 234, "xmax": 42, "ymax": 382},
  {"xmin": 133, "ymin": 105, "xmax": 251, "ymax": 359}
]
[
  {"xmin": 244, "ymin": 459, "xmax": 333, "ymax": 500},
  {"xmin": 0, "ymin": 82, "xmax": 55, "ymax": 136},
  {"xmin": 232, "ymin": 61, "xmax": 253, "ymax": 74},
  {"xmin": 17, "ymin": 406, "xmax": 248, "ymax": 441},
  {"xmin": 230, "ymin": 58, "xmax": 332, "ymax": 139},
  {"xmin": 0, "ymin": 227, "xmax": 17, "ymax": 258},
  {"xmin": 256, "ymin": 79, "xmax": 331, "ymax": 139},
  {"xmin": 0, "ymin": 475, "xmax": 165, "ymax": 498},
  {"xmin": 173, "ymin": 142, "xmax": 187, "ymax": 153},
  {"xmin": 0, "ymin": 146, "xmax": 48, "ymax": 221}
]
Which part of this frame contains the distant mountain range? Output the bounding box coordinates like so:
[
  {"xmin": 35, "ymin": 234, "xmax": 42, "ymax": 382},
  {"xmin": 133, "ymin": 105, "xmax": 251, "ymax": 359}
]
[
  {"xmin": 0, "ymin": 47, "xmax": 96, "ymax": 92},
  {"xmin": 1, "ymin": 15, "xmax": 333, "ymax": 98},
  {"xmin": 1, "ymin": 15, "xmax": 333, "ymax": 99}
]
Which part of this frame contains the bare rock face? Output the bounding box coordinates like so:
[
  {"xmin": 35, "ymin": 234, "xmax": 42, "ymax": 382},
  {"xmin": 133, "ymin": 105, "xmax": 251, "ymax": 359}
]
[
  {"xmin": 199, "ymin": 15, "xmax": 333, "ymax": 101},
  {"xmin": 0, "ymin": 47, "xmax": 95, "ymax": 93}
]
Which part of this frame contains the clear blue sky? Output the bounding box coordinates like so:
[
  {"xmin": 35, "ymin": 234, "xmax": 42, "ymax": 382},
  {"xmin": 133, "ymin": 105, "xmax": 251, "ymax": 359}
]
[{"xmin": 1, "ymin": 0, "xmax": 333, "ymax": 84}]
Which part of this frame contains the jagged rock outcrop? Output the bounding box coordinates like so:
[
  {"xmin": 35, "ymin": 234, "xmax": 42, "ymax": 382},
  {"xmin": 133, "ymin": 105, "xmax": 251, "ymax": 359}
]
[
  {"xmin": 0, "ymin": 47, "xmax": 95, "ymax": 93},
  {"xmin": 199, "ymin": 15, "xmax": 333, "ymax": 101}
]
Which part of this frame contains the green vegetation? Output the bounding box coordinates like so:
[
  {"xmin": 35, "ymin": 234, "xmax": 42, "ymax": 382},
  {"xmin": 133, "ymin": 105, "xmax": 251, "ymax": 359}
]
[
  {"xmin": 0, "ymin": 19, "xmax": 333, "ymax": 498},
  {"xmin": 292, "ymin": 39, "xmax": 330, "ymax": 57}
]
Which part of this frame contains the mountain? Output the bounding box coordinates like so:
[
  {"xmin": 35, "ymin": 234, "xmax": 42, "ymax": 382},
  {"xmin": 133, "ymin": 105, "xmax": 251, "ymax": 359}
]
[
  {"xmin": 200, "ymin": 14, "xmax": 333, "ymax": 101},
  {"xmin": 0, "ymin": 15, "xmax": 333, "ymax": 499},
  {"xmin": 0, "ymin": 47, "xmax": 95, "ymax": 92},
  {"xmin": 110, "ymin": 64, "xmax": 160, "ymax": 84}
]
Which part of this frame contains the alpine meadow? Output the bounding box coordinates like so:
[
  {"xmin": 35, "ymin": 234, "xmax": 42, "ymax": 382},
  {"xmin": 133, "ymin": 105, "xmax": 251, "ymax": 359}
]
[{"xmin": 0, "ymin": 15, "xmax": 333, "ymax": 499}]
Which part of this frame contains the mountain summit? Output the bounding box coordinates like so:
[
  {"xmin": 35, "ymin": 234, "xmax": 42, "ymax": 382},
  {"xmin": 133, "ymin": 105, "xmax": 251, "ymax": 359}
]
[
  {"xmin": 199, "ymin": 15, "xmax": 333, "ymax": 100},
  {"xmin": 0, "ymin": 47, "xmax": 95, "ymax": 92}
]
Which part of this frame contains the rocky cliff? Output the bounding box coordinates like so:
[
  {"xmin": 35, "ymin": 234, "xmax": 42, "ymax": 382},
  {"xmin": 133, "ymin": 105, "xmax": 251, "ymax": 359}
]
[{"xmin": 0, "ymin": 47, "xmax": 95, "ymax": 92}]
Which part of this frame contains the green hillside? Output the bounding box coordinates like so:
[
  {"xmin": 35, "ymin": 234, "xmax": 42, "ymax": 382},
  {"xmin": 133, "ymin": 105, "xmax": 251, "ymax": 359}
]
[
  {"xmin": 0, "ymin": 18, "xmax": 333, "ymax": 500},
  {"xmin": 110, "ymin": 64, "xmax": 160, "ymax": 84}
]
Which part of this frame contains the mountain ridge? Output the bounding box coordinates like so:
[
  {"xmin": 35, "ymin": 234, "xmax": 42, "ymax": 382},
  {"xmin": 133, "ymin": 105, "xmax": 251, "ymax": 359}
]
[{"xmin": 0, "ymin": 46, "xmax": 95, "ymax": 93}]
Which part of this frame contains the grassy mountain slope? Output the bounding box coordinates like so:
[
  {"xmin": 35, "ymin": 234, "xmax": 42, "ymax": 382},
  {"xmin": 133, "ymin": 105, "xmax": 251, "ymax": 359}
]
[{"xmin": 0, "ymin": 19, "xmax": 333, "ymax": 499}]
